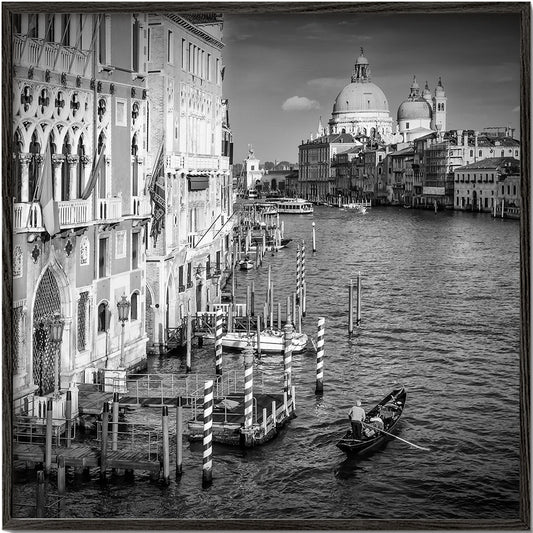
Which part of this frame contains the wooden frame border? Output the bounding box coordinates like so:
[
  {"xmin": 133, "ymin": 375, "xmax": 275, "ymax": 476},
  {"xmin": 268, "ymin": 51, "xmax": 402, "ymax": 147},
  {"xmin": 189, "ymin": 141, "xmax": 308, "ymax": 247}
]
[{"xmin": 2, "ymin": 2, "xmax": 530, "ymax": 529}]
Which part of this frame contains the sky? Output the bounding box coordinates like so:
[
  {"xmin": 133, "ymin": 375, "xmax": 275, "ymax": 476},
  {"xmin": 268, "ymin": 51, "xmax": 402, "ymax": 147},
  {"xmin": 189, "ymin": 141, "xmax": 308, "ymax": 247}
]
[{"xmin": 221, "ymin": 10, "xmax": 522, "ymax": 164}]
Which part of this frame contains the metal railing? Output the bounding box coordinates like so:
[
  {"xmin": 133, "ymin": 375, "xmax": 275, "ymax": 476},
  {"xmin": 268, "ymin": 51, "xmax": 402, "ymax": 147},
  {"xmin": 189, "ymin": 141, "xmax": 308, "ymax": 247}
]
[{"xmin": 96, "ymin": 420, "xmax": 160, "ymax": 462}]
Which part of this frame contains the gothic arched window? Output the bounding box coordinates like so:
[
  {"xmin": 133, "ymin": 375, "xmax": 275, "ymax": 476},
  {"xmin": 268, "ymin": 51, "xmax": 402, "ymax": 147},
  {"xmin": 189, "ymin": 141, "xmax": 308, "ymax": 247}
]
[
  {"xmin": 61, "ymin": 133, "xmax": 72, "ymax": 200},
  {"xmin": 77, "ymin": 135, "xmax": 85, "ymax": 198},
  {"xmin": 28, "ymin": 130, "xmax": 40, "ymax": 201}
]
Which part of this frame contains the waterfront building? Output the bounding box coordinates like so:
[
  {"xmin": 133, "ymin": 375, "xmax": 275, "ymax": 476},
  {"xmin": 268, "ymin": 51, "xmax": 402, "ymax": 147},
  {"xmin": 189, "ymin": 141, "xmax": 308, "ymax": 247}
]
[
  {"xmin": 454, "ymin": 157, "xmax": 520, "ymax": 214},
  {"xmin": 260, "ymin": 167, "xmax": 298, "ymax": 195},
  {"xmin": 144, "ymin": 14, "xmax": 233, "ymax": 354},
  {"xmin": 241, "ymin": 146, "xmax": 264, "ymax": 193},
  {"xmin": 12, "ymin": 12, "xmax": 151, "ymax": 410},
  {"xmin": 298, "ymin": 133, "xmax": 360, "ymax": 201},
  {"xmin": 397, "ymin": 77, "xmax": 447, "ymax": 142},
  {"xmin": 412, "ymin": 129, "xmax": 520, "ymax": 209},
  {"xmin": 331, "ymin": 147, "xmax": 361, "ymax": 198},
  {"xmin": 389, "ymin": 147, "xmax": 415, "ymax": 205}
]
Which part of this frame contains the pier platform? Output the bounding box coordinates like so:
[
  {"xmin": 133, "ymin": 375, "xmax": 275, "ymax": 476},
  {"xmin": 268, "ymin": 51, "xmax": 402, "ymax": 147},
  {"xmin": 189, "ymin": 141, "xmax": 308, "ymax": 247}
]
[
  {"xmin": 13, "ymin": 442, "xmax": 161, "ymax": 474},
  {"xmin": 187, "ymin": 391, "xmax": 295, "ymax": 447}
]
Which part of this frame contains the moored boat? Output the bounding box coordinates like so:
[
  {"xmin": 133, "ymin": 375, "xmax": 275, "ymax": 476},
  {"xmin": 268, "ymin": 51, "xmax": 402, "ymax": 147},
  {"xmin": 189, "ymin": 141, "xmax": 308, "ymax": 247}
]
[
  {"xmin": 221, "ymin": 328, "xmax": 308, "ymax": 353},
  {"xmin": 272, "ymin": 198, "xmax": 314, "ymax": 214},
  {"xmin": 239, "ymin": 259, "xmax": 254, "ymax": 270},
  {"xmin": 336, "ymin": 386, "xmax": 407, "ymax": 456}
]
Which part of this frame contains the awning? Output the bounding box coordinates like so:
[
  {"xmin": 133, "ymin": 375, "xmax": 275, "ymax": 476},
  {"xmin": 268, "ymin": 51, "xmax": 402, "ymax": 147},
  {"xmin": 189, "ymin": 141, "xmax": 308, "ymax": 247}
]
[{"xmin": 188, "ymin": 174, "xmax": 209, "ymax": 191}]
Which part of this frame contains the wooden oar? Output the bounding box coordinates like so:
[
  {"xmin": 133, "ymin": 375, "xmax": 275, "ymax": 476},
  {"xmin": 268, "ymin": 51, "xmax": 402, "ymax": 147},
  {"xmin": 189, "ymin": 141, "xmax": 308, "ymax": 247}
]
[{"xmin": 362, "ymin": 422, "xmax": 430, "ymax": 451}]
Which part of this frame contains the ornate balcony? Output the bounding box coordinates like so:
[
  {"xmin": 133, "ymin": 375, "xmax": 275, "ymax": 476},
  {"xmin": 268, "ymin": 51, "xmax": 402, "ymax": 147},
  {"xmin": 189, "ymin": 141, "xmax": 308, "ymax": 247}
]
[
  {"xmin": 131, "ymin": 195, "xmax": 151, "ymax": 218},
  {"xmin": 13, "ymin": 34, "xmax": 91, "ymax": 77},
  {"xmin": 13, "ymin": 203, "xmax": 42, "ymax": 231},
  {"xmin": 58, "ymin": 199, "xmax": 92, "ymax": 227},
  {"xmin": 96, "ymin": 197, "xmax": 122, "ymax": 222}
]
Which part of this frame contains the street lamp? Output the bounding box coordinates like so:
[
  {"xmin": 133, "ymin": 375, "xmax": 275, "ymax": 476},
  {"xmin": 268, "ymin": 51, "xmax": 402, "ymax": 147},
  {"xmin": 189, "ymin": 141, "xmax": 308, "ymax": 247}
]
[
  {"xmin": 48, "ymin": 312, "xmax": 64, "ymax": 399},
  {"xmin": 117, "ymin": 294, "xmax": 130, "ymax": 368}
]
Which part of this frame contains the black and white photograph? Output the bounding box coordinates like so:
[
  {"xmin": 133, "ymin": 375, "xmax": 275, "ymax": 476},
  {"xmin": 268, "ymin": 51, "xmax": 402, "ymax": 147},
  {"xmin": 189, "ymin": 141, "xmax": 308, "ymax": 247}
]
[{"xmin": 2, "ymin": 2, "xmax": 529, "ymax": 529}]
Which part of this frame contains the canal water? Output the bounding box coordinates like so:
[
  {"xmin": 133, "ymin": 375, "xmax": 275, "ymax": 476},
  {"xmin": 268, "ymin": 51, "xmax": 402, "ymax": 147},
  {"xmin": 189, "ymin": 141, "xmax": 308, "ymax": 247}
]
[{"xmin": 14, "ymin": 206, "xmax": 522, "ymax": 521}]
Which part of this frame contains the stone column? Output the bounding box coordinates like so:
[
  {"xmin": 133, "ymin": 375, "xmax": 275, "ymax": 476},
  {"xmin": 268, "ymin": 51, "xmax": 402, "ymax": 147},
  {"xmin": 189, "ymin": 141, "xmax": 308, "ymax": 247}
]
[
  {"xmin": 52, "ymin": 155, "xmax": 64, "ymax": 201},
  {"xmin": 19, "ymin": 153, "xmax": 32, "ymax": 202},
  {"xmin": 67, "ymin": 155, "xmax": 79, "ymax": 200}
]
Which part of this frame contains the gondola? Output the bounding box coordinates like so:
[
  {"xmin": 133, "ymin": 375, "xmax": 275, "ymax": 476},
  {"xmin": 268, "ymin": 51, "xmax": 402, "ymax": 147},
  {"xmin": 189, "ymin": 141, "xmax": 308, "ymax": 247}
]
[{"xmin": 336, "ymin": 386, "xmax": 406, "ymax": 456}]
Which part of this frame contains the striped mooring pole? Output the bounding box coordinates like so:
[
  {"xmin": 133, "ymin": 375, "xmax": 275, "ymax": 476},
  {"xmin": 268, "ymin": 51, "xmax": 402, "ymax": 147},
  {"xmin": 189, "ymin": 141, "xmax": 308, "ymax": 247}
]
[
  {"xmin": 356, "ymin": 271, "xmax": 362, "ymax": 326},
  {"xmin": 215, "ymin": 309, "xmax": 223, "ymax": 375},
  {"xmin": 315, "ymin": 317, "xmax": 325, "ymax": 395},
  {"xmin": 202, "ymin": 380, "xmax": 214, "ymax": 488},
  {"xmin": 300, "ymin": 241, "xmax": 306, "ymax": 315},
  {"xmin": 296, "ymin": 244, "xmax": 301, "ymax": 303},
  {"xmin": 243, "ymin": 343, "xmax": 254, "ymax": 439},
  {"xmin": 283, "ymin": 318, "xmax": 294, "ymax": 397},
  {"xmin": 312, "ymin": 222, "xmax": 316, "ymax": 252}
]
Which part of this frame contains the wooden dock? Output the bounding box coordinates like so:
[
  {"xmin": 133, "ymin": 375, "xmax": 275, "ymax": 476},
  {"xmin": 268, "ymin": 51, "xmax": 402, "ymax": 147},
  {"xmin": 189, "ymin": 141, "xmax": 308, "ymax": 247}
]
[
  {"xmin": 187, "ymin": 391, "xmax": 295, "ymax": 446},
  {"xmin": 77, "ymin": 384, "xmax": 114, "ymax": 416},
  {"xmin": 13, "ymin": 442, "xmax": 161, "ymax": 474}
]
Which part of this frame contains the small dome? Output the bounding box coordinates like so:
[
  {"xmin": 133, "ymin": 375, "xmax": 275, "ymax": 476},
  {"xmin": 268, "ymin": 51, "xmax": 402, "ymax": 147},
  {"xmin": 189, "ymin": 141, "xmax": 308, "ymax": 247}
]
[
  {"xmin": 355, "ymin": 53, "xmax": 369, "ymax": 65},
  {"xmin": 397, "ymin": 99, "xmax": 432, "ymax": 121},
  {"xmin": 333, "ymin": 82, "xmax": 389, "ymax": 113}
]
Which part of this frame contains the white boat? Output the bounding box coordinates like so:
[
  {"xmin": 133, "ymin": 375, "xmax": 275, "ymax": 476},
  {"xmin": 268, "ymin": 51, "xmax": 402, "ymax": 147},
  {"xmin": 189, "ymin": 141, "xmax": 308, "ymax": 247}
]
[
  {"xmin": 221, "ymin": 328, "xmax": 308, "ymax": 353},
  {"xmin": 342, "ymin": 202, "xmax": 371, "ymax": 213},
  {"xmin": 273, "ymin": 198, "xmax": 314, "ymax": 214},
  {"xmin": 239, "ymin": 259, "xmax": 254, "ymax": 270}
]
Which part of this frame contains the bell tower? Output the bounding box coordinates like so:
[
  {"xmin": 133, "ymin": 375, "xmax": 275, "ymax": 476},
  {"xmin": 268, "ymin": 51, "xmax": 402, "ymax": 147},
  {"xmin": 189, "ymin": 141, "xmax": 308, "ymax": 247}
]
[{"xmin": 432, "ymin": 77, "xmax": 447, "ymax": 132}]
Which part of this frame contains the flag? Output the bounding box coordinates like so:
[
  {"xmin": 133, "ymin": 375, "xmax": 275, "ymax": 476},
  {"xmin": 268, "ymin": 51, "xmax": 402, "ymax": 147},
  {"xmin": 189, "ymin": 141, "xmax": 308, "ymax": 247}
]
[
  {"xmin": 37, "ymin": 146, "xmax": 59, "ymax": 237},
  {"xmin": 81, "ymin": 143, "xmax": 106, "ymax": 200}
]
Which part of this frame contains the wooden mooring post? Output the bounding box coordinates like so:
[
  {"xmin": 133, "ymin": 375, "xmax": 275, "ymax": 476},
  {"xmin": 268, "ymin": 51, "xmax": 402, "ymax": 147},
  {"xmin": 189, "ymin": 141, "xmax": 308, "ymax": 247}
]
[
  {"xmin": 57, "ymin": 455, "xmax": 66, "ymax": 495},
  {"xmin": 277, "ymin": 302, "xmax": 282, "ymax": 329},
  {"xmin": 202, "ymin": 380, "xmax": 214, "ymax": 488},
  {"xmin": 36, "ymin": 470, "xmax": 46, "ymax": 518},
  {"xmin": 112, "ymin": 392, "xmax": 119, "ymax": 451},
  {"xmin": 315, "ymin": 317, "xmax": 325, "ymax": 395},
  {"xmin": 256, "ymin": 315, "xmax": 262, "ymax": 355},
  {"xmin": 162, "ymin": 406, "xmax": 170, "ymax": 484},
  {"xmin": 312, "ymin": 222, "xmax": 316, "ymax": 252},
  {"xmin": 176, "ymin": 400, "xmax": 183, "ymax": 477},
  {"xmin": 186, "ymin": 315, "xmax": 192, "ymax": 373},
  {"xmin": 100, "ymin": 401, "xmax": 109, "ymax": 481},
  {"xmin": 65, "ymin": 390, "xmax": 72, "ymax": 448},
  {"xmin": 251, "ymin": 281, "xmax": 255, "ymax": 316},
  {"xmin": 45, "ymin": 398, "xmax": 53, "ymax": 476}
]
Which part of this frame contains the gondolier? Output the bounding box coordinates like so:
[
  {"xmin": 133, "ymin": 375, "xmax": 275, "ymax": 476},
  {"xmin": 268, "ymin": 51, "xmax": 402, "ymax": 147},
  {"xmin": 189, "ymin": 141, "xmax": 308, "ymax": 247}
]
[{"xmin": 348, "ymin": 400, "xmax": 365, "ymax": 439}]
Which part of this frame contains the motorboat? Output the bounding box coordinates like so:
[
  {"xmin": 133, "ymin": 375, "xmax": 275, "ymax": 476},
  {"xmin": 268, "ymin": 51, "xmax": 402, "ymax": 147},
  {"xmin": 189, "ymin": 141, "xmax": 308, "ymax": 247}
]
[{"xmin": 221, "ymin": 328, "xmax": 308, "ymax": 353}]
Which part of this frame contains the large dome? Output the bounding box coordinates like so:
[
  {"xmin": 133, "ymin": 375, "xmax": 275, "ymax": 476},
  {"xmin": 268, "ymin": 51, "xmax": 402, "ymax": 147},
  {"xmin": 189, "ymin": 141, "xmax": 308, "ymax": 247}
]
[
  {"xmin": 397, "ymin": 99, "xmax": 432, "ymax": 121},
  {"xmin": 332, "ymin": 82, "xmax": 389, "ymax": 114}
]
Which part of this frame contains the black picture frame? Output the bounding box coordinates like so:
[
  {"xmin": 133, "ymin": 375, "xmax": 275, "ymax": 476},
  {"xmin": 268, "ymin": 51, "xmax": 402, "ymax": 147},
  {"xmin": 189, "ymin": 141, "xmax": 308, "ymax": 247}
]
[{"xmin": 2, "ymin": 2, "xmax": 530, "ymax": 529}]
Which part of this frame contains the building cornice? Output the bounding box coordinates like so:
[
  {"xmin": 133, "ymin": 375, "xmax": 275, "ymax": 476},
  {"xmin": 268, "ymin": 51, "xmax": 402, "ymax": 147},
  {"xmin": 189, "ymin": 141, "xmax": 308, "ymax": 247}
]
[{"xmin": 163, "ymin": 14, "xmax": 224, "ymax": 50}]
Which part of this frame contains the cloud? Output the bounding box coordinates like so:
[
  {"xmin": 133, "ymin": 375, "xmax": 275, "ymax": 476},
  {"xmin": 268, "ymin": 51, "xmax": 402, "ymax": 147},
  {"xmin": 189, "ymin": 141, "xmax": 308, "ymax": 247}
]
[
  {"xmin": 512, "ymin": 106, "xmax": 520, "ymax": 113},
  {"xmin": 282, "ymin": 96, "xmax": 321, "ymax": 111}
]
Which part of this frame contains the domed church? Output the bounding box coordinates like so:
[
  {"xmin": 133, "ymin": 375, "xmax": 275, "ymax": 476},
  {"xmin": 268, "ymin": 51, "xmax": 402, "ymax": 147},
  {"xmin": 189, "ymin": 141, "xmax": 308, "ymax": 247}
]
[
  {"xmin": 397, "ymin": 76, "xmax": 447, "ymax": 142},
  {"xmin": 328, "ymin": 49, "xmax": 394, "ymax": 140}
]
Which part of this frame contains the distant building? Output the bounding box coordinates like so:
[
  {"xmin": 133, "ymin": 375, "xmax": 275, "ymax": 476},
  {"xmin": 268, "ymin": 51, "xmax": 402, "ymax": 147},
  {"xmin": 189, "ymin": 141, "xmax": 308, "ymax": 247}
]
[
  {"xmin": 328, "ymin": 49, "xmax": 394, "ymax": 140},
  {"xmin": 241, "ymin": 146, "xmax": 264, "ymax": 192},
  {"xmin": 454, "ymin": 157, "xmax": 520, "ymax": 213},
  {"xmin": 298, "ymin": 133, "xmax": 361, "ymax": 201},
  {"xmin": 397, "ymin": 76, "xmax": 447, "ymax": 142}
]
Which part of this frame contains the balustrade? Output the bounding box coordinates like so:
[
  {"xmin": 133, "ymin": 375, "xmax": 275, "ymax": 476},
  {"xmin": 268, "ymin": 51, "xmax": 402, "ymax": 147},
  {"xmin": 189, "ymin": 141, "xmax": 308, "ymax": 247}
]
[
  {"xmin": 58, "ymin": 199, "xmax": 92, "ymax": 226},
  {"xmin": 97, "ymin": 197, "xmax": 122, "ymax": 221},
  {"xmin": 13, "ymin": 202, "xmax": 43, "ymax": 230},
  {"xmin": 13, "ymin": 34, "xmax": 91, "ymax": 76}
]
